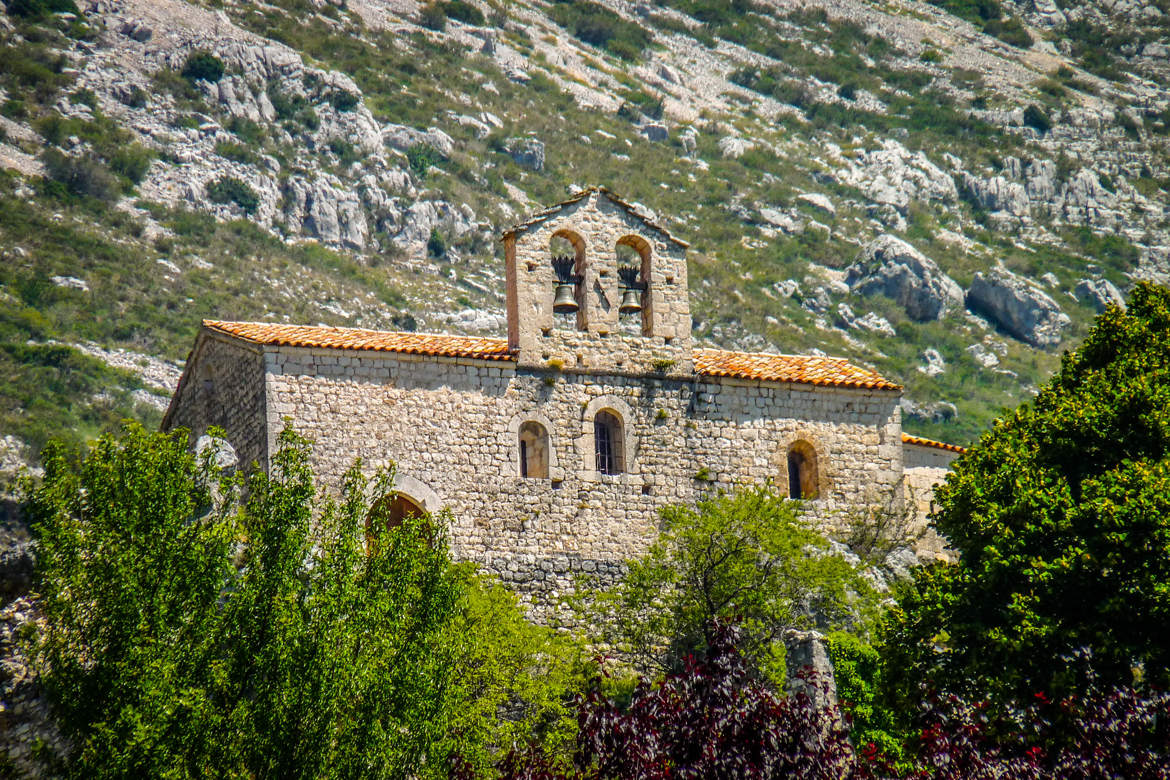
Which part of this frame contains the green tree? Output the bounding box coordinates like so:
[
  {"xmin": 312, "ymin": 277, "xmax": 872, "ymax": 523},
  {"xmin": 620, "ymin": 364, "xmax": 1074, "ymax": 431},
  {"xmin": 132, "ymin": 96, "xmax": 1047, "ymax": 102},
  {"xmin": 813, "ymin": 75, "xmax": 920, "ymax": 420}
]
[
  {"xmin": 881, "ymin": 282, "xmax": 1170, "ymax": 709},
  {"xmin": 27, "ymin": 424, "xmax": 579, "ymax": 778},
  {"xmin": 580, "ymin": 487, "xmax": 876, "ymax": 685}
]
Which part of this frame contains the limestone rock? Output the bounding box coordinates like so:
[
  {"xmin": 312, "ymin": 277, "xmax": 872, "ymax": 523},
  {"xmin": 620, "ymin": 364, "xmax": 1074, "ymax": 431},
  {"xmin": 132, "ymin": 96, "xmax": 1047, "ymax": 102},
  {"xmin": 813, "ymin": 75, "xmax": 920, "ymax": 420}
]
[
  {"xmin": 50, "ymin": 275, "xmax": 89, "ymax": 292},
  {"xmin": 783, "ymin": 629, "xmax": 837, "ymax": 709},
  {"xmin": 504, "ymin": 136, "xmax": 545, "ymax": 171},
  {"xmin": 797, "ymin": 192, "xmax": 836, "ymax": 218},
  {"xmin": 1074, "ymin": 277, "xmax": 1126, "ymax": 312},
  {"xmin": 639, "ymin": 122, "xmax": 668, "ymax": 142},
  {"xmin": 962, "ymin": 173, "xmax": 1030, "ymax": 217},
  {"xmin": 918, "ymin": 348, "xmax": 946, "ymax": 377},
  {"xmin": 283, "ymin": 175, "xmax": 369, "ymax": 249},
  {"xmin": 966, "ymin": 267, "xmax": 1071, "ymax": 348},
  {"xmin": 845, "ymin": 235, "xmax": 962, "ymax": 321},
  {"xmin": 718, "ymin": 135, "xmax": 753, "ymax": 159},
  {"xmin": 195, "ymin": 434, "xmax": 239, "ymax": 474},
  {"xmin": 900, "ymin": 398, "xmax": 958, "ymax": 423},
  {"xmin": 967, "ymin": 343, "xmax": 1000, "ymax": 368},
  {"xmin": 383, "ymin": 124, "xmax": 455, "ymax": 158}
]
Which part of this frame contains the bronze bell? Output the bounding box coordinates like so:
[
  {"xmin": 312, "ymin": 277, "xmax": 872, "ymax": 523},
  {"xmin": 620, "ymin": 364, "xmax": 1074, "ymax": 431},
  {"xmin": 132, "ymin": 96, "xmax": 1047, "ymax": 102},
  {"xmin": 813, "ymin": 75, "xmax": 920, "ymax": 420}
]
[
  {"xmin": 553, "ymin": 283, "xmax": 579, "ymax": 314},
  {"xmin": 619, "ymin": 287, "xmax": 642, "ymax": 314}
]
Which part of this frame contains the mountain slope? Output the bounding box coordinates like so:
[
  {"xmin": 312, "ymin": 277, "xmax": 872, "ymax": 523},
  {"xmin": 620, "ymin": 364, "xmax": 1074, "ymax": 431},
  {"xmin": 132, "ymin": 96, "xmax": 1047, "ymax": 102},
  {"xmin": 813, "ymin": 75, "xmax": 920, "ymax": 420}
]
[{"xmin": 0, "ymin": 0, "xmax": 1167, "ymax": 470}]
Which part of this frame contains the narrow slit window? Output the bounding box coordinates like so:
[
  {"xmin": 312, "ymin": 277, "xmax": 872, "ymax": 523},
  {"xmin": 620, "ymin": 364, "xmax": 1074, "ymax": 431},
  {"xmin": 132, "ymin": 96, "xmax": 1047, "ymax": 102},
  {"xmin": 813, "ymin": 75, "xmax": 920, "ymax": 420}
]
[{"xmin": 786, "ymin": 441, "xmax": 819, "ymax": 500}]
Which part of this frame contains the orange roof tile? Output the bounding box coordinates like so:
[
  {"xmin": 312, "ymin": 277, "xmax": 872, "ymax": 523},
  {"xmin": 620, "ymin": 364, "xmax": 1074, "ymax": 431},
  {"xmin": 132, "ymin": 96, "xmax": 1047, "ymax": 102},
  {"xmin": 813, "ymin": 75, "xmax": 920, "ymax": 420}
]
[
  {"xmin": 693, "ymin": 348, "xmax": 901, "ymax": 391},
  {"xmin": 203, "ymin": 321, "xmax": 899, "ymax": 390},
  {"xmin": 203, "ymin": 320, "xmax": 514, "ymax": 361},
  {"xmin": 901, "ymin": 433, "xmax": 967, "ymax": 454}
]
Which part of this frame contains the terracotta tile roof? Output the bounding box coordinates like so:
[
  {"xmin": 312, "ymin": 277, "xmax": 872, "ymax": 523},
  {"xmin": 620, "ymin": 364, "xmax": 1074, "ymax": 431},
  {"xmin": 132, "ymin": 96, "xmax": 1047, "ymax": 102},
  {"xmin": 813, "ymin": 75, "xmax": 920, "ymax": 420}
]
[
  {"xmin": 901, "ymin": 433, "xmax": 967, "ymax": 454},
  {"xmin": 203, "ymin": 321, "xmax": 898, "ymax": 390},
  {"xmin": 693, "ymin": 348, "xmax": 901, "ymax": 391},
  {"xmin": 501, "ymin": 186, "xmax": 690, "ymax": 248},
  {"xmin": 203, "ymin": 320, "xmax": 514, "ymax": 361}
]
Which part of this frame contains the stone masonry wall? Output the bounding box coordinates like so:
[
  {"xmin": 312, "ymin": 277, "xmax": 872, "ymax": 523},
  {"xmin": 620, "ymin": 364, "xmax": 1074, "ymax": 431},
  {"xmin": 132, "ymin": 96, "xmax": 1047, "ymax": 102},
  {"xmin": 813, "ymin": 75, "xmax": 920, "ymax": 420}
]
[
  {"xmin": 260, "ymin": 345, "xmax": 903, "ymax": 616},
  {"xmin": 164, "ymin": 334, "xmax": 269, "ymax": 470},
  {"xmin": 903, "ymin": 442, "xmax": 962, "ymax": 561}
]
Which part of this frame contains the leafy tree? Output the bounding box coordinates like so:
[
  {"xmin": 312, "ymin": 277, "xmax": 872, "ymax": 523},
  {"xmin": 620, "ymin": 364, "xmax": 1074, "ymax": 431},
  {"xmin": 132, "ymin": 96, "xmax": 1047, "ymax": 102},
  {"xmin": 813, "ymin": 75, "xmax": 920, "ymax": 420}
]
[
  {"xmin": 27, "ymin": 424, "xmax": 579, "ymax": 778},
  {"xmin": 580, "ymin": 487, "xmax": 876, "ymax": 685},
  {"xmin": 881, "ymin": 283, "xmax": 1170, "ymax": 709}
]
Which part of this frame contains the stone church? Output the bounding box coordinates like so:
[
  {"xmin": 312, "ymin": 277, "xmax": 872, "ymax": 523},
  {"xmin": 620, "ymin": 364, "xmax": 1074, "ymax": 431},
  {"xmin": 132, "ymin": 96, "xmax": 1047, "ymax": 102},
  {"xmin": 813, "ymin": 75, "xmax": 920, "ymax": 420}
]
[{"xmin": 164, "ymin": 186, "xmax": 961, "ymax": 604}]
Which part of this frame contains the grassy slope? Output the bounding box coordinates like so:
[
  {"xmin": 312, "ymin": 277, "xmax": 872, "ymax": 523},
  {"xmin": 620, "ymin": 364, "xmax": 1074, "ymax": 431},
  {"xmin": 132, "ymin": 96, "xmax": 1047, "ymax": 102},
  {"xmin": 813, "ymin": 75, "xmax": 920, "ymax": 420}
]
[{"xmin": 0, "ymin": 0, "xmax": 1157, "ymax": 459}]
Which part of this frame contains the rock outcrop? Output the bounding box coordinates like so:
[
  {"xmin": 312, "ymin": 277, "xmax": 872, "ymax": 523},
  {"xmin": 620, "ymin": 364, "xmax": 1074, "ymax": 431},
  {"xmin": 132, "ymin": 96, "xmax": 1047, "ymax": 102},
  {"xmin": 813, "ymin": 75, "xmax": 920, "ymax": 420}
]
[
  {"xmin": 845, "ymin": 235, "xmax": 962, "ymax": 321},
  {"xmin": 967, "ymin": 268, "xmax": 1072, "ymax": 349},
  {"xmin": 1074, "ymin": 278, "xmax": 1126, "ymax": 312}
]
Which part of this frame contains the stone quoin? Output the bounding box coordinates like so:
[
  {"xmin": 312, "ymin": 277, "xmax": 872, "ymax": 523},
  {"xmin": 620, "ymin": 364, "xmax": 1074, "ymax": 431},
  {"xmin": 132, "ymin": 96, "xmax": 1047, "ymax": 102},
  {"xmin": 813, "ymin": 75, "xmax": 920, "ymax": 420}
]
[{"xmin": 164, "ymin": 187, "xmax": 962, "ymax": 612}]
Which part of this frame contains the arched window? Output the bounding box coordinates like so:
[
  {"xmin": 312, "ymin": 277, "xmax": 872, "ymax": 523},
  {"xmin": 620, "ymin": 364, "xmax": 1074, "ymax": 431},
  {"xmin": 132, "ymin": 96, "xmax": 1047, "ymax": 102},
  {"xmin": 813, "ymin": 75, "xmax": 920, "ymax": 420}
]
[
  {"xmin": 518, "ymin": 421, "xmax": 550, "ymax": 479},
  {"xmin": 787, "ymin": 441, "xmax": 819, "ymax": 500},
  {"xmin": 594, "ymin": 410, "xmax": 625, "ymax": 475}
]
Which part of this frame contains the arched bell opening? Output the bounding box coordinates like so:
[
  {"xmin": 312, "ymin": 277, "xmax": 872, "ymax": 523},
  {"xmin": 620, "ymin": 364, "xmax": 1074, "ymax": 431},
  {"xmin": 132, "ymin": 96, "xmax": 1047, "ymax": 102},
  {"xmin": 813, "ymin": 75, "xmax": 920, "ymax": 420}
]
[
  {"xmin": 615, "ymin": 234, "xmax": 651, "ymax": 336},
  {"xmin": 550, "ymin": 230, "xmax": 586, "ymax": 331}
]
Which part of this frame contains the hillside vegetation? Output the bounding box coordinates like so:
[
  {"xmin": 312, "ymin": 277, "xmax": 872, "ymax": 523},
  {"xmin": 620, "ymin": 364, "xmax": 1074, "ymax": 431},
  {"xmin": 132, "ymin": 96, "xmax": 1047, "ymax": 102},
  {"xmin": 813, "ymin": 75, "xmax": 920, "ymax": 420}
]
[{"xmin": 0, "ymin": 0, "xmax": 1168, "ymax": 463}]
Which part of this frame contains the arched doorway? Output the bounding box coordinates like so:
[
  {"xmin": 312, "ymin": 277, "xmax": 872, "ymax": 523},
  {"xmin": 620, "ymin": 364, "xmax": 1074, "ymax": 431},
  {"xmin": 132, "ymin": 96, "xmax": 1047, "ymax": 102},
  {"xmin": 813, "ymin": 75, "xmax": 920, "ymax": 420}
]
[{"xmin": 366, "ymin": 492, "xmax": 426, "ymax": 539}]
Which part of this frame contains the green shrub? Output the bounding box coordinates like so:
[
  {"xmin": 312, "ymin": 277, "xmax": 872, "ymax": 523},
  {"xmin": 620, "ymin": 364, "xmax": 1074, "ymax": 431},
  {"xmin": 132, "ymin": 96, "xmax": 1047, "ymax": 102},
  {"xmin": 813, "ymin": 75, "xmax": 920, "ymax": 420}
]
[
  {"xmin": 180, "ymin": 51, "xmax": 225, "ymax": 84},
  {"xmin": 5, "ymin": 0, "xmax": 78, "ymax": 18},
  {"xmin": 427, "ymin": 227, "xmax": 447, "ymax": 258},
  {"xmin": 984, "ymin": 16, "xmax": 1032, "ymax": 47},
  {"xmin": 442, "ymin": 0, "xmax": 485, "ymax": 25},
  {"xmin": 214, "ymin": 141, "xmax": 259, "ymax": 165},
  {"xmin": 919, "ymin": 48, "xmax": 942, "ymax": 63},
  {"xmin": 206, "ymin": 175, "xmax": 260, "ymax": 214},
  {"xmin": 579, "ymin": 486, "xmax": 877, "ymax": 684},
  {"xmin": 1023, "ymin": 103, "xmax": 1051, "ymax": 133},
  {"xmin": 41, "ymin": 149, "xmax": 119, "ymax": 202},
  {"xmin": 327, "ymin": 89, "xmax": 359, "ymax": 112},
  {"xmin": 407, "ymin": 143, "xmax": 440, "ymax": 176},
  {"xmin": 108, "ymin": 143, "xmax": 154, "ymax": 184},
  {"xmin": 549, "ymin": 0, "xmax": 650, "ymax": 60},
  {"xmin": 268, "ymin": 85, "xmax": 319, "ymax": 129},
  {"xmin": 227, "ymin": 116, "xmax": 265, "ymax": 145},
  {"xmin": 1118, "ymin": 112, "xmax": 1141, "ymax": 139},
  {"xmin": 1, "ymin": 98, "xmax": 27, "ymax": 119},
  {"xmin": 121, "ymin": 85, "xmax": 149, "ymax": 108},
  {"xmin": 327, "ymin": 138, "xmax": 359, "ymax": 166},
  {"xmin": 419, "ymin": 2, "xmax": 447, "ymax": 30}
]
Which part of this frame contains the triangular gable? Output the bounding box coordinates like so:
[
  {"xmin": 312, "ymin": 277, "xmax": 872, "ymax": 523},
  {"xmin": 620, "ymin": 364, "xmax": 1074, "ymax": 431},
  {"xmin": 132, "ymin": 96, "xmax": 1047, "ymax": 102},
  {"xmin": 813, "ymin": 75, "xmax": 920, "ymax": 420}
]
[{"xmin": 500, "ymin": 186, "xmax": 690, "ymax": 248}]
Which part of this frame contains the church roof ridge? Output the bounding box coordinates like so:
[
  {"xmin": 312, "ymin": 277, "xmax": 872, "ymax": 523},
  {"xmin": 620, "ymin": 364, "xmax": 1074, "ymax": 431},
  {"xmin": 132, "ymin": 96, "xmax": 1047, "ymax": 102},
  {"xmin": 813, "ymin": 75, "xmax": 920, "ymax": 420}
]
[
  {"xmin": 500, "ymin": 186, "xmax": 690, "ymax": 248},
  {"xmin": 901, "ymin": 432, "xmax": 967, "ymax": 454},
  {"xmin": 202, "ymin": 320, "xmax": 900, "ymax": 391}
]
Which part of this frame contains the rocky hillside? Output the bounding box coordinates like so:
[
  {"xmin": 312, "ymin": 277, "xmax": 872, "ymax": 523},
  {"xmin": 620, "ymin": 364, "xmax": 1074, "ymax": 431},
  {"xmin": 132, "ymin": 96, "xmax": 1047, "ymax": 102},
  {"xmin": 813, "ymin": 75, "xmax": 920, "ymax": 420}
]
[{"xmin": 0, "ymin": 0, "xmax": 1168, "ymax": 473}]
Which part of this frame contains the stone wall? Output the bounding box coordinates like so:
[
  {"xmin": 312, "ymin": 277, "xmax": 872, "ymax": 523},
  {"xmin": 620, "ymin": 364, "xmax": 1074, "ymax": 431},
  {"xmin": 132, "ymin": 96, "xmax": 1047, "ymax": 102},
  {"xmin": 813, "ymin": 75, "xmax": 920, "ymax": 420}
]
[
  {"xmin": 258, "ymin": 344, "xmax": 903, "ymax": 614},
  {"xmin": 163, "ymin": 334, "xmax": 269, "ymax": 470},
  {"xmin": 903, "ymin": 442, "xmax": 962, "ymax": 561}
]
